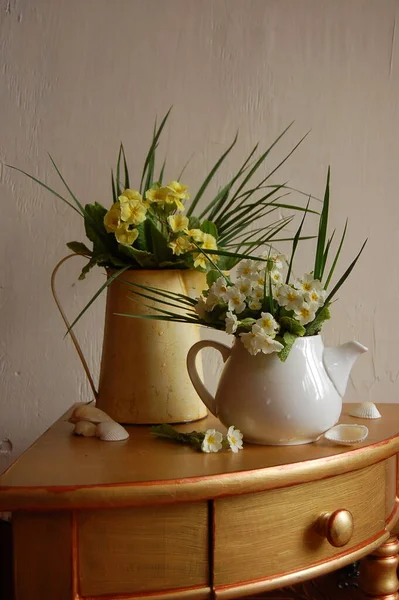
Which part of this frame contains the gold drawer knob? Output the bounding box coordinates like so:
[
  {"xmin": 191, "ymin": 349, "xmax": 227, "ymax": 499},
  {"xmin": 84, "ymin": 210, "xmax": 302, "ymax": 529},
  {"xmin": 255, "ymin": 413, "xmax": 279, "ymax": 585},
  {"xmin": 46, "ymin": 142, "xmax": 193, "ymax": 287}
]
[{"xmin": 315, "ymin": 509, "xmax": 354, "ymax": 547}]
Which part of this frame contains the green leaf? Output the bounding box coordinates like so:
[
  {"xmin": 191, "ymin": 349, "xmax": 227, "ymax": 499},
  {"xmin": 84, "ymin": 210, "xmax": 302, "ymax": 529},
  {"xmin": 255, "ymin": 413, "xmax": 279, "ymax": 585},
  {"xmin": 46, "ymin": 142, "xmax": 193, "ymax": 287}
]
[
  {"xmin": 324, "ymin": 220, "xmax": 347, "ymax": 289},
  {"xmin": 200, "ymin": 220, "xmax": 218, "ymax": 239},
  {"xmin": 121, "ymin": 144, "xmax": 130, "ymax": 190},
  {"xmin": 140, "ymin": 108, "xmax": 172, "ymax": 194},
  {"xmin": 116, "ymin": 145, "xmax": 122, "ymax": 196},
  {"xmin": 66, "ymin": 241, "xmax": 92, "ymax": 256},
  {"xmin": 158, "ymin": 159, "xmax": 166, "ymax": 184},
  {"xmin": 278, "ymin": 331, "xmax": 297, "ymax": 362},
  {"xmin": 188, "ymin": 216, "xmax": 201, "ymax": 229},
  {"xmin": 144, "ymin": 219, "xmax": 173, "ymax": 263},
  {"xmin": 6, "ymin": 165, "xmax": 82, "ymax": 216},
  {"xmin": 111, "ymin": 169, "xmax": 117, "ymax": 204},
  {"xmin": 67, "ymin": 266, "xmax": 130, "ymax": 334},
  {"xmin": 314, "ymin": 167, "xmax": 330, "ymax": 280},
  {"xmin": 206, "ymin": 269, "xmax": 221, "ymax": 287},
  {"xmin": 78, "ymin": 257, "xmax": 98, "ymax": 280},
  {"xmin": 83, "ymin": 202, "xmax": 110, "ymax": 255},
  {"xmin": 279, "ymin": 317, "xmax": 306, "ymax": 337},
  {"xmin": 118, "ymin": 244, "xmax": 158, "ymax": 268},
  {"xmin": 305, "ymin": 305, "xmax": 331, "ymax": 336},
  {"xmin": 286, "ymin": 198, "xmax": 310, "ymax": 284},
  {"xmin": 324, "ymin": 239, "xmax": 367, "ymax": 305},
  {"xmin": 186, "ymin": 133, "xmax": 238, "ymax": 217}
]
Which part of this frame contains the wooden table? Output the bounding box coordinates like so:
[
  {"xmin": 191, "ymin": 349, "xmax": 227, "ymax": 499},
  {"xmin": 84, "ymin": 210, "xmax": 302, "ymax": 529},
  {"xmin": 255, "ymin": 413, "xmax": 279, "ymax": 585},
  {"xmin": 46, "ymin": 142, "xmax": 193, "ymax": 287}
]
[{"xmin": 1, "ymin": 404, "xmax": 399, "ymax": 600}]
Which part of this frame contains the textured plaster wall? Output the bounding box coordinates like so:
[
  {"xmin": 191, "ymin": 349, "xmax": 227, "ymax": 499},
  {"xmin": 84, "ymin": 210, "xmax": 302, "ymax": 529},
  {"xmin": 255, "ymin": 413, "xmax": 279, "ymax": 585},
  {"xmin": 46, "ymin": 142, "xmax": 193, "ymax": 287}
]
[{"xmin": 1, "ymin": 0, "xmax": 398, "ymax": 471}]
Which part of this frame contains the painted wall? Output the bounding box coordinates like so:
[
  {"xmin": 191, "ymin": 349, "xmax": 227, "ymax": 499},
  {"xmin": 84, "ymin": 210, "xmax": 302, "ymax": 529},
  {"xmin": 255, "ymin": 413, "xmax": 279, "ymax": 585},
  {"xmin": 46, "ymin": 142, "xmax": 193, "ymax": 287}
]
[{"xmin": 1, "ymin": 0, "xmax": 398, "ymax": 471}]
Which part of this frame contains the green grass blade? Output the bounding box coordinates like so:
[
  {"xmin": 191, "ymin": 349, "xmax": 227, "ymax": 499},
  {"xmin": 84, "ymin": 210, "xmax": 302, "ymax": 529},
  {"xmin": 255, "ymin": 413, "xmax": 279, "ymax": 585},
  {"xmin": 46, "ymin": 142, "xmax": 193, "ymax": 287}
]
[
  {"xmin": 324, "ymin": 239, "xmax": 367, "ymax": 304},
  {"xmin": 121, "ymin": 144, "xmax": 130, "ymax": 189},
  {"xmin": 123, "ymin": 287, "xmax": 196, "ymax": 312},
  {"xmin": 140, "ymin": 107, "xmax": 172, "ymax": 194},
  {"xmin": 115, "ymin": 312, "xmax": 203, "ymax": 325},
  {"xmin": 158, "ymin": 159, "xmax": 166, "ymax": 184},
  {"xmin": 186, "ymin": 133, "xmax": 238, "ymax": 217},
  {"xmin": 116, "ymin": 145, "xmax": 122, "ymax": 196},
  {"xmin": 324, "ymin": 220, "xmax": 348, "ymax": 289},
  {"xmin": 286, "ymin": 198, "xmax": 310, "ymax": 284},
  {"xmin": 121, "ymin": 279, "xmax": 198, "ymax": 306},
  {"xmin": 66, "ymin": 266, "xmax": 129, "ymax": 335},
  {"xmin": 314, "ymin": 167, "xmax": 330, "ymax": 280},
  {"xmin": 111, "ymin": 169, "xmax": 117, "ymax": 204},
  {"xmin": 230, "ymin": 123, "xmax": 294, "ymax": 201},
  {"xmin": 6, "ymin": 165, "xmax": 82, "ymax": 216},
  {"xmin": 47, "ymin": 154, "xmax": 88, "ymax": 216},
  {"xmin": 320, "ymin": 229, "xmax": 335, "ymax": 280}
]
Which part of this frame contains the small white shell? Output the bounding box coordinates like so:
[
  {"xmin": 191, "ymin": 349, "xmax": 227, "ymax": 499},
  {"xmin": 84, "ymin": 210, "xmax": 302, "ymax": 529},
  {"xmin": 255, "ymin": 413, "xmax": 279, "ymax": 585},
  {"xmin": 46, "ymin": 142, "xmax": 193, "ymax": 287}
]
[
  {"xmin": 96, "ymin": 421, "xmax": 129, "ymax": 441},
  {"xmin": 324, "ymin": 424, "xmax": 369, "ymax": 446},
  {"xmin": 348, "ymin": 402, "xmax": 382, "ymax": 420},
  {"xmin": 73, "ymin": 421, "xmax": 97, "ymax": 437},
  {"xmin": 69, "ymin": 405, "xmax": 113, "ymax": 424}
]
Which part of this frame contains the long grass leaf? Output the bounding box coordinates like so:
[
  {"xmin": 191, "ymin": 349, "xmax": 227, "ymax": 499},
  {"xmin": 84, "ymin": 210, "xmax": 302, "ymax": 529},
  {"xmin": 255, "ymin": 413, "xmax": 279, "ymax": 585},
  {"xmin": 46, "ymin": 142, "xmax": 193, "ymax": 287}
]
[
  {"xmin": 111, "ymin": 169, "xmax": 117, "ymax": 204},
  {"xmin": 116, "ymin": 145, "xmax": 122, "ymax": 196},
  {"xmin": 158, "ymin": 159, "xmax": 166, "ymax": 184},
  {"xmin": 121, "ymin": 144, "xmax": 130, "ymax": 189},
  {"xmin": 286, "ymin": 198, "xmax": 310, "ymax": 283},
  {"xmin": 6, "ymin": 165, "xmax": 82, "ymax": 216},
  {"xmin": 186, "ymin": 133, "xmax": 238, "ymax": 217},
  {"xmin": 140, "ymin": 108, "xmax": 172, "ymax": 194},
  {"xmin": 66, "ymin": 266, "xmax": 129, "ymax": 335},
  {"xmin": 320, "ymin": 229, "xmax": 335, "ymax": 280},
  {"xmin": 324, "ymin": 239, "xmax": 367, "ymax": 304},
  {"xmin": 121, "ymin": 280, "xmax": 198, "ymax": 305},
  {"xmin": 314, "ymin": 167, "xmax": 330, "ymax": 280},
  {"xmin": 324, "ymin": 220, "xmax": 348, "ymax": 289}
]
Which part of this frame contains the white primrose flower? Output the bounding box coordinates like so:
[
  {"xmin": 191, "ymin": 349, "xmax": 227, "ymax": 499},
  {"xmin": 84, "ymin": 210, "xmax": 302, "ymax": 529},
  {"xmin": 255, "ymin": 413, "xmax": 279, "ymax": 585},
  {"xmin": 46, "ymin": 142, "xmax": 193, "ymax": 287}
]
[
  {"xmin": 201, "ymin": 429, "xmax": 223, "ymax": 453},
  {"xmin": 236, "ymin": 259, "xmax": 259, "ymax": 279},
  {"xmin": 294, "ymin": 301, "xmax": 317, "ymax": 325},
  {"xmin": 236, "ymin": 277, "xmax": 253, "ymax": 296},
  {"xmin": 252, "ymin": 286, "xmax": 265, "ymax": 300},
  {"xmin": 270, "ymin": 269, "xmax": 283, "ymax": 285},
  {"xmin": 210, "ymin": 277, "xmax": 229, "ymax": 301},
  {"xmin": 251, "ymin": 324, "xmax": 284, "ymax": 354},
  {"xmin": 239, "ymin": 331, "xmax": 258, "ymax": 355},
  {"xmin": 256, "ymin": 312, "xmax": 279, "ymax": 336},
  {"xmin": 276, "ymin": 283, "xmax": 303, "ymax": 311},
  {"xmin": 225, "ymin": 286, "xmax": 246, "ymax": 314},
  {"xmin": 249, "ymin": 299, "xmax": 262, "ymax": 311},
  {"xmin": 227, "ymin": 426, "xmax": 244, "ymax": 453},
  {"xmin": 305, "ymin": 287, "xmax": 326, "ymax": 307},
  {"xmin": 194, "ymin": 297, "xmax": 207, "ymax": 319},
  {"xmin": 205, "ymin": 292, "xmax": 220, "ymax": 312},
  {"xmin": 295, "ymin": 273, "xmax": 323, "ymax": 294},
  {"xmin": 225, "ymin": 311, "xmax": 239, "ymax": 334},
  {"xmin": 261, "ymin": 252, "xmax": 287, "ymax": 271}
]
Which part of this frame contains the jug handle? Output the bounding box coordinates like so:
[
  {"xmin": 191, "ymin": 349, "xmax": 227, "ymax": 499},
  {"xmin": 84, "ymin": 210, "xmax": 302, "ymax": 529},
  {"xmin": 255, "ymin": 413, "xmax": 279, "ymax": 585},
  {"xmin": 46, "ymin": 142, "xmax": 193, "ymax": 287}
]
[
  {"xmin": 187, "ymin": 340, "xmax": 231, "ymax": 416},
  {"xmin": 51, "ymin": 254, "xmax": 99, "ymax": 400}
]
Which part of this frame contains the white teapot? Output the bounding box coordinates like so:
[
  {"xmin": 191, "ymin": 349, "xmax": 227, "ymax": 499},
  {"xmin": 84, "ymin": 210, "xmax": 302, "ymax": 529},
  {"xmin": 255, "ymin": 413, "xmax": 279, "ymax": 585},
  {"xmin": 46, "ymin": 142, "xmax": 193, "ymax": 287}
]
[{"xmin": 187, "ymin": 335, "xmax": 367, "ymax": 445}]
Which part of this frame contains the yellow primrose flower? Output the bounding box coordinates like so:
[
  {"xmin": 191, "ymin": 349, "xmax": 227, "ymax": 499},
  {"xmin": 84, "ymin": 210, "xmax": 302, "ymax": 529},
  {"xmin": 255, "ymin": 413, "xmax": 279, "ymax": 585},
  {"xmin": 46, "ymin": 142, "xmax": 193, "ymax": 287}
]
[
  {"xmin": 202, "ymin": 233, "xmax": 218, "ymax": 251},
  {"xmin": 104, "ymin": 203, "xmax": 121, "ymax": 233},
  {"xmin": 115, "ymin": 223, "xmax": 139, "ymax": 246},
  {"xmin": 118, "ymin": 189, "xmax": 143, "ymax": 203},
  {"xmin": 165, "ymin": 194, "xmax": 185, "ymax": 211},
  {"xmin": 167, "ymin": 214, "xmax": 189, "ymax": 232},
  {"xmin": 120, "ymin": 198, "xmax": 147, "ymax": 226},
  {"xmin": 166, "ymin": 181, "xmax": 190, "ymax": 200},
  {"xmin": 193, "ymin": 253, "xmax": 207, "ymax": 269},
  {"xmin": 185, "ymin": 228, "xmax": 204, "ymax": 242},
  {"xmin": 168, "ymin": 235, "xmax": 193, "ymax": 256},
  {"xmin": 145, "ymin": 186, "xmax": 169, "ymax": 204}
]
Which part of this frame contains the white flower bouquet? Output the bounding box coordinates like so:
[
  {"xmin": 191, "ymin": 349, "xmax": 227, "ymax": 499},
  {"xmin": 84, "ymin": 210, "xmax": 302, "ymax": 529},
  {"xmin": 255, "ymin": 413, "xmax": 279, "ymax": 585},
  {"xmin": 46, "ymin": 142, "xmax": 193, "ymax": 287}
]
[{"xmin": 120, "ymin": 170, "xmax": 366, "ymax": 362}]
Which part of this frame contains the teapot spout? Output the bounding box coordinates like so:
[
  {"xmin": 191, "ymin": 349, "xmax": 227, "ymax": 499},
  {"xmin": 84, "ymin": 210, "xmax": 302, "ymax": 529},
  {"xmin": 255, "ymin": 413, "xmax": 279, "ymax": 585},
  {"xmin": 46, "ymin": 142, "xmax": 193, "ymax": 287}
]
[{"xmin": 323, "ymin": 341, "xmax": 368, "ymax": 398}]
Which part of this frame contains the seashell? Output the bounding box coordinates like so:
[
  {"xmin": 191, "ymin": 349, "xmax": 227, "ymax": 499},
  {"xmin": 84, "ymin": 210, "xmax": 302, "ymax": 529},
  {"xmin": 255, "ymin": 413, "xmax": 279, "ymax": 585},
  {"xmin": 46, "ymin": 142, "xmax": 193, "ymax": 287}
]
[
  {"xmin": 69, "ymin": 405, "xmax": 113, "ymax": 424},
  {"xmin": 73, "ymin": 421, "xmax": 97, "ymax": 437},
  {"xmin": 324, "ymin": 424, "xmax": 368, "ymax": 446},
  {"xmin": 348, "ymin": 402, "xmax": 381, "ymax": 420},
  {"xmin": 95, "ymin": 421, "xmax": 129, "ymax": 442}
]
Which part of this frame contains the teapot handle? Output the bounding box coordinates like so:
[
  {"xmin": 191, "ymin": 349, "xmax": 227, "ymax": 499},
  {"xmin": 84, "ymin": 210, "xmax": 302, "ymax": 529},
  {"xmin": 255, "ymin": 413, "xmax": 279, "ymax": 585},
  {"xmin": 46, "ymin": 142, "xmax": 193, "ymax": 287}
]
[
  {"xmin": 51, "ymin": 254, "xmax": 98, "ymax": 400},
  {"xmin": 187, "ymin": 340, "xmax": 231, "ymax": 416}
]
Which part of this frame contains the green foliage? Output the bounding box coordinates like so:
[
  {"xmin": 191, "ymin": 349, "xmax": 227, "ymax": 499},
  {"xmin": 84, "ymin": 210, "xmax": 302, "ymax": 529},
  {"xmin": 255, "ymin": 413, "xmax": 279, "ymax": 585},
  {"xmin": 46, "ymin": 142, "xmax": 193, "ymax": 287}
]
[
  {"xmin": 305, "ymin": 305, "xmax": 331, "ymax": 336},
  {"xmin": 279, "ymin": 317, "xmax": 306, "ymax": 337},
  {"xmin": 278, "ymin": 332, "xmax": 298, "ymax": 362}
]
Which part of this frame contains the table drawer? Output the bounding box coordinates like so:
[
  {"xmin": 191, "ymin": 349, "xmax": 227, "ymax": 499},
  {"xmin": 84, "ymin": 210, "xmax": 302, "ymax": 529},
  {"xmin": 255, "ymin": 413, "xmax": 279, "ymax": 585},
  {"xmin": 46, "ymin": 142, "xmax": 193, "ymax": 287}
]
[
  {"xmin": 78, "ymin": 503, "xmax": 208, "ymax": 596},
  {"xmin": 214, "ymin": 461, "xmax": 386, "ymax": 587}
]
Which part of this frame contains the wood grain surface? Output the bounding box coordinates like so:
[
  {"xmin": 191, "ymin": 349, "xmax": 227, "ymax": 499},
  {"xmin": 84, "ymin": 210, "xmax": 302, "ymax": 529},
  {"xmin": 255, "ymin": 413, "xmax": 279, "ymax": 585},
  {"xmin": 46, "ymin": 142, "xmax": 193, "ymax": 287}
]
[{"xmin": 1, "ymin": 404, "xmax": 399, "ymax": 511}]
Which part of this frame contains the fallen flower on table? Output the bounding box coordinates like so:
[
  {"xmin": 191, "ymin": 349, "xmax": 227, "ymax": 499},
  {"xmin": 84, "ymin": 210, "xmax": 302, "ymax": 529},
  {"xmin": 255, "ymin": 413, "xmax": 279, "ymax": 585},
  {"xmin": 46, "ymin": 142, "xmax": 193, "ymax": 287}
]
[{"xmin": 150, "ymin": 423, "xmax": 243, "ymax": 453}]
